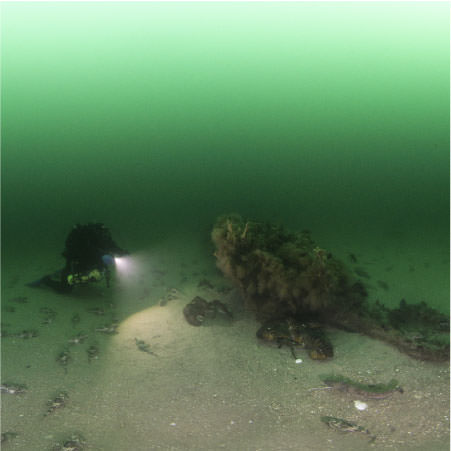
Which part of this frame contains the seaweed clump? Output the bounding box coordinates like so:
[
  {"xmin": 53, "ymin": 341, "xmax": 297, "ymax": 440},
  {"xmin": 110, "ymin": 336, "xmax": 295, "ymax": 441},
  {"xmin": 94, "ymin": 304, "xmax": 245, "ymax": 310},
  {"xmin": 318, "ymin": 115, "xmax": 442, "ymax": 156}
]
[
  {"xmin": 211, "ymin": 214, "xmax": 450, "ymax": 361},
  {"xmin": 211, "ymin": 214, "xmax": 364, "ymax": 320}
]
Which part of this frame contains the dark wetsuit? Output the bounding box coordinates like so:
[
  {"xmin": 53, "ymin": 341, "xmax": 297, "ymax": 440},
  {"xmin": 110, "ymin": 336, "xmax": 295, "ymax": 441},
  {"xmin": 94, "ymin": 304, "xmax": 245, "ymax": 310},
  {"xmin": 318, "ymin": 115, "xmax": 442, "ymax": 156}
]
[{"xmin": 31, "ymin": 223, "xmax": 128, "ymax": 293}]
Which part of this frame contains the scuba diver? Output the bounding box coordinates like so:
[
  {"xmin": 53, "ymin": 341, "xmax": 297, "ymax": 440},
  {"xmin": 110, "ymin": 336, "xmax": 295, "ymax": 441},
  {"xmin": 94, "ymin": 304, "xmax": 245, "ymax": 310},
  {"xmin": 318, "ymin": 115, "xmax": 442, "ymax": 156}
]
[{"xmin": 28, "ymin": 223, "xmax": 128, "ymax": 293}]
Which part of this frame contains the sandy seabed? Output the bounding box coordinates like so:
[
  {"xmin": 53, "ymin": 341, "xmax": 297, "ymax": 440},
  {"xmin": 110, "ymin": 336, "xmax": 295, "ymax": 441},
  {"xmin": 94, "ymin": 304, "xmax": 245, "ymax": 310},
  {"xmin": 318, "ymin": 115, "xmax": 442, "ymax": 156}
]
[{"xmin": 1, "ymin": 233, "xmax": 449, "ymax": 450}]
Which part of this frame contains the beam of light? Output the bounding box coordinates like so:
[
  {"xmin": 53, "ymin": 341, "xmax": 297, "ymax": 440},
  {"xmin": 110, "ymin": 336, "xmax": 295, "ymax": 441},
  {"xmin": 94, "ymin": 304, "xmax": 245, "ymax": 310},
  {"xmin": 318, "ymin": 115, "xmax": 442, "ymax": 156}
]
[
  {"xmin": 112, "ymin": 251, "xmax": 162, "ymax": 305},
  {"xmin": 114, "ymin": 255, "xmax": 133, "ymax": 274},
  {"xmin": 113, "ymin": 255, "xmax": 141, "ymax": 284}
]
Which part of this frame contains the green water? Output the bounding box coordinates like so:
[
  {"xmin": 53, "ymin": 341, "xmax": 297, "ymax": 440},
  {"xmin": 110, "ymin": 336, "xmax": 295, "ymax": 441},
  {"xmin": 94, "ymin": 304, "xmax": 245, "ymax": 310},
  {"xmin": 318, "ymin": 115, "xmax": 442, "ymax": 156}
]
[
  {"xmin": 2, "ymin": 3, "xmax": 449, "ymax": 297},
  {"xmin": 1, "ymin": 4, "xmax": 450, "ymax": 450}
]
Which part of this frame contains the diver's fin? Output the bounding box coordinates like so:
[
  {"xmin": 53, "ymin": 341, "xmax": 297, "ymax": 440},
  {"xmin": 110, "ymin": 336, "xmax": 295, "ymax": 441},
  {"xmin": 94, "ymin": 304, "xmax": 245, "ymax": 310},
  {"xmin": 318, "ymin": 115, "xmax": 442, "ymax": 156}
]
[
  {"xmin": 26, "ymin": 270, "xmax": 61, "ymax": 288},
  {"xmin": 26, "ymin": 276, "xmax": 50, "ymax": 287}
]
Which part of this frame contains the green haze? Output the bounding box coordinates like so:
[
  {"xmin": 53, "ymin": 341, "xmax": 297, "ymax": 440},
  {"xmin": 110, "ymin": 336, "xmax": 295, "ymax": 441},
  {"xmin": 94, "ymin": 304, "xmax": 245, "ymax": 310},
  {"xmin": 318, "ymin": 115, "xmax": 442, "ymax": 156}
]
[{"xmin": 2, "ymin": 2, "xmax": 449, "ymax": 299}]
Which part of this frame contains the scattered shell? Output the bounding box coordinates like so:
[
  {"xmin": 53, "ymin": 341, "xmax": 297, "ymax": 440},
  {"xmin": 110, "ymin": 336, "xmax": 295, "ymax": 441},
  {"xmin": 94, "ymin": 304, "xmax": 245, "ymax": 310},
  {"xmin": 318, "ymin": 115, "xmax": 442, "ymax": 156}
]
[
  {"xmin": 354, "ymin": 400, "xmax": 368, "ymax": 411},
  {"xmin": 68, "ymin": 333, "xmax": 88, "ymax": 345}
]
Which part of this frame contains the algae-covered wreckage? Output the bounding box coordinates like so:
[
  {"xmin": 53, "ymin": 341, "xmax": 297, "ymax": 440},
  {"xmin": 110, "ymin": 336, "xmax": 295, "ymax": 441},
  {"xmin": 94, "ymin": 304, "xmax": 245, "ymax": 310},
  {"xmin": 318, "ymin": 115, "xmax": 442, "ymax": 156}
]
[{"xmin": 211, "ymin": 214, "xmax": 449, "ymax": 362}]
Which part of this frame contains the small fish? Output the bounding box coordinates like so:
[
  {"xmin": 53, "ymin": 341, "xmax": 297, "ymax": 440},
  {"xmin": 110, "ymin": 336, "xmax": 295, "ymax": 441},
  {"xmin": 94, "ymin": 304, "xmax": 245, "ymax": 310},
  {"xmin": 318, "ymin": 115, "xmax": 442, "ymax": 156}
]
[
  {"xmin": 41, "ymin": 308, "xmax": 56, "ymax": 323},
  {"xmin": 10, "ymin": 296, "xmax": 27, "ymax": 304},
  {"xmin": 45, "ymin": 391, "xmax": 68, "ymax": 416},
  {"xmin": 53, "ymin": 433, "xmax": 86, "ymax": 451},
  {"xmin": 152, "ymin": 269, "xmax": 167, "ymax": 276},
  {"xmin": 211, "ymin": 300, "xmax": 233, "ymax": 320},
  {"xmin": 321, "ymin": 416, "xmax": 376, "ymax": 443},
  {"xmin": 377, "ymin": 280, "xmax": 389, "ymax": 291},
  {"xmin": 167, "ymin": 288, "xmax": 180, "ymax": 300},
  {"xmin": 87, "ymin": 345, "xmax": 99, "ymax": 362},
  {"xmin": 12, "ymin": 330, "xmax": 38, "ymax": 339},
  {"xmin": 198, "ymin": 278, "xmax": 214, "ymax": 289},
  {"xmin": 42, "ymin": 315, "xmax": 55, "ymax": 325},
  {"xmin": 321, "ymin": 416, "xmax": 368, "ymax": 433},
  {"xmin": 56, "ymin": 349, "xmax": 71, "ymax": 372},
  {"xmin": 95, "ymin": 322, "xmax": 118, "ymax": 335},
  {"xmin": 0, "ymin": 383, "xmax": 27, "ymax": 395},
  {"xmin": 321, "ymin": 375, "xmax": 403, "ymax": 399},
  {"xmin": 135, "ymin": 338, "xmax": 157, "ymax": 355},
  {"xmin": 71, "ymin": 313, "xmax": 81, "ymax": 327},
  {"xmin": 439, "ymin": 319, "xmax": 450, "ymax": 331},
  {"xmin": 354, "ymin": 267, "xmax": 370, "ymax": 279},
  {"xmin": 86, "ymin": 307, "xmax": 105, "ymax": 316},
  {"xmin": 1, "ymin": 432, "xmax": 18, "ymax": 443}
]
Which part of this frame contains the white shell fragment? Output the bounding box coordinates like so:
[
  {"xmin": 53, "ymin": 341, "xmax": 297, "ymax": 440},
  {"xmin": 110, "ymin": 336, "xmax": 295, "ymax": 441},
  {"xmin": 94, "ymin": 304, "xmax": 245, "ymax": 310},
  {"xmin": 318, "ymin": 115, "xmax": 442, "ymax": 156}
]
[
  {"xmin": 354, "ymin": 400, "xmax": 368, "ymax": 411},
  {"xmin": 295, "ymin": 358, "xmax": 303, "ymax": 364}
]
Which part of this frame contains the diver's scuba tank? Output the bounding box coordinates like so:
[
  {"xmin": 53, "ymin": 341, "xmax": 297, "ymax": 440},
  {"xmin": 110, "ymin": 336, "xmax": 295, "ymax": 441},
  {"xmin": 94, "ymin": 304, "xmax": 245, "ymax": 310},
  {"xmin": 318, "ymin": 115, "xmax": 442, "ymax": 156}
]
[{"xmin": 26, "ymin": 223, "xmax": 127, "ymax": 292}]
